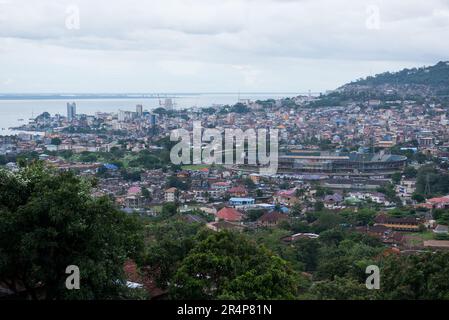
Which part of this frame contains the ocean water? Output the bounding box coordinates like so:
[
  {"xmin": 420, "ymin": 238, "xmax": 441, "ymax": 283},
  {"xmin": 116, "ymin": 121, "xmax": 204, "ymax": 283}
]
[{"xmin": 0, "ymin": 93, "xmax": 298, "ymax": 136}]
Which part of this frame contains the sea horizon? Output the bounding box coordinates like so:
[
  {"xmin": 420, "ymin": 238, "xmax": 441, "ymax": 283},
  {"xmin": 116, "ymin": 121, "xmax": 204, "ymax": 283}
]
[{"xmin": 0, "ymin": 92, "xmax": 309, "ymax": 136}]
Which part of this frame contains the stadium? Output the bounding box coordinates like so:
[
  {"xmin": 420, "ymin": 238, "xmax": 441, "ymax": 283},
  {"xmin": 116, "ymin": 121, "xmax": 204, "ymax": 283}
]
[{"xmin": 277, "ymin": 150, "xmax": 407, "ymax": 174}]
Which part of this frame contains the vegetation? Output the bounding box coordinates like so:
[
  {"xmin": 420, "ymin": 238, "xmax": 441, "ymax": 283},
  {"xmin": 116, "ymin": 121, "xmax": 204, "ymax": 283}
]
[
  {"xmin": 2, "ymin": 162, "xmax": 449, "ymax": 300},
  {"xmin": 0, "ymin": 164, "xmax": 144, "ymax": 299},
  {"xmin": 350, "ymin": 61, "xmax": 449, "ymax": 92}
]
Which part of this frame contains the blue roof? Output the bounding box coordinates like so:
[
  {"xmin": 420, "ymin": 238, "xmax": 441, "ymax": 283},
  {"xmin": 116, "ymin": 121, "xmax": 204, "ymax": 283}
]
[
  {"xmin": 229, "ymin": 197, "xmax": 255, "ymax": 202},
  {"xmin": 280, "ymin": 207, "xmax": 290, "ymax": 213},
  {"xmin": 104, "ymin": 163, "xmax": 119, "ymax": 170}
]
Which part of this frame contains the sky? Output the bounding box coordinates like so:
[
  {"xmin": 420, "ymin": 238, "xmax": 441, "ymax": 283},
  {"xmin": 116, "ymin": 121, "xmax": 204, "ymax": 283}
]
[{"xmin": 0, "ymin": 0, "xmax": 448, "ymax": 93}]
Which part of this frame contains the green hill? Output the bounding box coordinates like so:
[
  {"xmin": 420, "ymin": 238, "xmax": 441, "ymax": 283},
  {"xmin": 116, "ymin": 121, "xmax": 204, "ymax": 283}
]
[{"xmin": 339, "ymin": 61, "xmax": 449, "ymax": 97}]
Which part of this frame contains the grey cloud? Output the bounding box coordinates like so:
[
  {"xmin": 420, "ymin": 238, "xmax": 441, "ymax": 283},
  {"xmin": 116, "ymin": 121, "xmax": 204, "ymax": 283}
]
[{"xmin": 0, "ymin": 0, "xmax": 447, "ymax": 92}]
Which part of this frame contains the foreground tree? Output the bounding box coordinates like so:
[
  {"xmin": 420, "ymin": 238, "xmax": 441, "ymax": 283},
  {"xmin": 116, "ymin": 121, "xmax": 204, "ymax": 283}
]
[
  {"xmin": 169, "ymin": 230, "xmax": 300, "ymax": 300},
  {"xmin": 0, "ymin": 164, "xmax": 144, "ymax": 299},
  {"xmin": 379, "ymin": 252, "xmax": 449, "ymax": 300}
]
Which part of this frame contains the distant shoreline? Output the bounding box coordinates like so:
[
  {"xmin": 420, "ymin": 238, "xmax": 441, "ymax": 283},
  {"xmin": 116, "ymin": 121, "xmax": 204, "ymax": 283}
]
[{"xmin": 0, "ymin": 92, "xmax": 318, "ymax": 101}]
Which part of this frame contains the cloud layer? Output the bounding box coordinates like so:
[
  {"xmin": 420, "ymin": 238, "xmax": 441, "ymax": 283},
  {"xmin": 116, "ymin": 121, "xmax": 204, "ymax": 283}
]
[{"xmin": 0, "ymin": 0, "xmax": 448, "ymax": 92}]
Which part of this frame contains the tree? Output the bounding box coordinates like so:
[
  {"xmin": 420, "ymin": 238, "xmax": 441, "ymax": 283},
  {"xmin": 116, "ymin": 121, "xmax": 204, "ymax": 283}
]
[
  {"xmin": 167, "ymin": 176, "xmax": 190, "ymax": 191},
  {"xmin": 51, "ymin": 137, "xmax": 62, "ymax": 146},
  {"xmin": 169, "ymin": 231, "xmax": 300, "ymax": 300},
  {"xmin": 230, "ymin": 103, "xmax": 250, "ymax": 114},
  {"xmin": 295, "ymin": 239, "xmax": 320, "ymax": 271},
  {"xmin": 378, "ymin": 252, "xmax": 449, "ymax": 300},
  {"xmin": 416, "ymin": 165, "xmax": 449, "ymax": 196},
  {"xmin": 144, "ymin": 219, "xmax": 201, "ymax": 289},
  {"xmin": 309, "ymin": 276, "xmax": 376, "ymax": 300},
  {"xmin": 290, "ymin": 203, "xmax": 303, "ymax": 217},
  {"xmin": 314, "ymin": 201, "xmax": 325, "ymax": 212},
  {"xmin": 403, "ymin": 166, "xmax": 418, "ymax": 179},
  {"xmin": 411, "ymin": 193, "xmax": 426, "ymax": 203},
  {"xmin": 161, "ymin": 203, "xmax": 178, "ymax": 218},
  {"xmin": 391, "ymin": 172, "xmax": 402, "ymax": 185},
  {"xmin": 245, "ymin": 209, "xmax": 266, "ymax": 222},
  {"xmin": 141, "ymin": 188, "xmax": 152, "ymax": 202},
  {"xmin": 0, "ymin": 164, "xmax": 144, "ymax": 300}
]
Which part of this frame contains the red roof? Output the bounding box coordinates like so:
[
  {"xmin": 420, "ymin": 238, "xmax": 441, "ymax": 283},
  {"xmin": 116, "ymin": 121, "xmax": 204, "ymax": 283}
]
[
  {"xmin": 258, "ymin": 212, "xmax": 289, "ymax": 224},
  {"xmin": 123, "ymin": 260, "xmax": 167, "ymax": 299},
  {"xmin": 217, "ymin": 207, "xmax": 243, "ymax": 222},
  {"xmin": 428, "ymin": 195, "xmax": 449, "ymax": 204},
  {"xmin": 228, "ymin": 186, "xmax": 248, "ymax": 194},
  {"xmin": 276, "ymin": 189, "xmax": 296, "ymax": 197},
  {"xmin": 128, "ymin": 186, "xmax": 141, "ymax": 195}
]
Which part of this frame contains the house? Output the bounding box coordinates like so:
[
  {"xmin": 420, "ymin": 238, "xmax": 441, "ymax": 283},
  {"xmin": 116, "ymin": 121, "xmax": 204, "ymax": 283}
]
[
  {"xmin": 433, "ymin": 225, "xmax": 449, "ymax": 234},
  {"xmin": 207, "ymin": 220, "xmax": 244, "ymax": 232},
  {"xmin": 216, "ymin": 207, "xmax": 243, "ymax": 222},
  {"xmin": 182, "ymin": 214, "xmax": 207, "ymax": 224},
  {"xmin": 374, "ymin": 214, "xmax": 421, "ymax": 231},
  {"xmin": 274, "ymin": 189, "xmax": 299, "ymax": 206},
  {"xmin": 123, "ymin": 260, "xmax": 167, "ymax": 300},
  {"xmin": 103, "ymin": 163, "xmax": 119, "ymax": 171},
  {"xmin": 324, "ymin": 193, "xmax": 344, "ymax": 209},
  {"xmin": 211, "ymin": 181, "xmax": 231, "ymax": 191},
  {"xmin": 194, "ymin": 189, "xmax": 222, "ymax": 202},
  {"xmin": 125, "ymin": 195, "xmax": 146, "ymax": 208},
  {"xmin": 229, "ymin": 197, "xmax": 255, "ymax": 208},
  {"xmin": 396, "ymin": 180, "xmax": 416, "ymax": 200},
  {"xmin": 348, "ymin": 192, "xmax": 391, "ymax": 206},
  {"xmin": 427, "ymin": 195, "xmax": 449, "ymax": 209},
  {"xmin": 281, "ymin": 233, "xmax": 319, "ymax": 243},
  {"xmin": 257, "ymin": 212, "xmax": 289, "ymax": 227},
  {"xmin": 356, "ymin": 225, "xmax": 404, "ymax": 245},
  {"xmin": 249, "ymin": 174, "xmax": 261, "ymax": 185},
  {"xmin": 364, "ymin": 224, "xmax": 392, "ymax": 238},
  {"xmin": 128, "ymin": 186, "xmax": 141, "ymax": 196},
  {"xmin": 228, "ymin": 186, "xmax": 248, "ymax": 198},
  {"xmin": 176, "ymin": 171, "xmax": 190, "ymax": 178},
  {"xmin": 423, "ymin": 240, "xmax": 449, "ymax": 249},
  {"xmin": 164, "ymin": 187, "xmax": 178, "ymax": 202}
]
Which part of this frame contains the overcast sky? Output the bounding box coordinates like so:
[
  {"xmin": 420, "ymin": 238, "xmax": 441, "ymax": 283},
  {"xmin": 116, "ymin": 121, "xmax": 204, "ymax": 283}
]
[{"xmin": 0, "ymin": 0, "xmax": 448, "ymax": 93}]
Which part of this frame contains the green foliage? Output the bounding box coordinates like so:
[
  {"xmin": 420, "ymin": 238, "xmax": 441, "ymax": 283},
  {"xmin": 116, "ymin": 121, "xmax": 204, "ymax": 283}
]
[
  {"xmin": 351, "ymin": 61, "xmax": 449, "ymax": 92},
  {"xmin": 169, "ymin": 231, "xmax": 300, "ymax": 300},
  {"xmin": 403, "ymin": 166, "xmax": 418, "ymax": 179},
  {"xmin": 412, "ymin": 193, "xmax": 426, "ymax": 203},
  {"xmin": 0, "ymin": 165, "xmax": 144, "ymax": 299},
  {"xmin": 376, "ymin": 183, "xmax": 401, "ymax": 205},
  {"xmin": 161, "ymin": 203, "xmax": 178, "ymax": 218},
  {"xmin": 245, "ymin": 209, "xmax": 266, "ymax": 222},
  {"xmin": 340, "ymin": 208, "xmax": 377, "ymax": 226},
  {"xmin": 230, "ymin": 103, "xmax": 250, "ymax": 114},
  {"xmin": 294, "ymin": 239, "xmax": 320, "ymax": 272},
  {"xmin": 144, "ymin": 219, "xmax": 201, "ymax": 289},
  {"xmin": 128, "ymin": 149, "xmax": 166, "ymax": 170},
  {"xmin": 50, "ymin": 137, "xmax": 62, "ymax": 146},
  {"xmin": 120, "ymin": 168, "xmax": 142, "ymax": 182},
  {"xmin": 314, "ymin": 201, "xmax": 325, "ymax": 212},
  {"xmin": 391, "ymin": 172, "xmax": 402, "ymax": 185},
  {"xmin": 167, "ymin": 176, "xmax": 190, "ymax": 191},
  {"xmin": 308, "ymin": 211, "xmax": 343, "ymax": 233},
  {"xmin": 246, "ymin": 228, "xmax": 304, "ymax": 272},
  {"xmin": 416, "ymin": 165, "xmax": 449, "ymax": 196},
  {"xmin": 379, "ymin": 252, "xmax": 449, "ymax": 299},
  {"xmin": 309, "ymin": 276, "xmax": 376, "ymax": 300},
  {"xmin": 79, "ymin": 151, "xmax": 98, "ymax": 163}
]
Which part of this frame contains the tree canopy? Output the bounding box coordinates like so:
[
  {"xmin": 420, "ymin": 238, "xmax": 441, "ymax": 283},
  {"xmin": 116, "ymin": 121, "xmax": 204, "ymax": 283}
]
[{"xmin": 0, "ymin": 164, "xmax": 144, "ymax": 299}]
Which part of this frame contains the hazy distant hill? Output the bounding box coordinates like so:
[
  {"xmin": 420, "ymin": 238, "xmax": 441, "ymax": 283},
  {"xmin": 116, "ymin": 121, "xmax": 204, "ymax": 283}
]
[{"xmin": 339, "ymin": 61, "xmax": 449, "ymax": 97}]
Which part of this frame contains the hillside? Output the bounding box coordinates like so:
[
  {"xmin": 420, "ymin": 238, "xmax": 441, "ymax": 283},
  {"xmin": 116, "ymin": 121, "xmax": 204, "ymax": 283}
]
[{"xmin": 339, "ymin": 61, "xmax": 449, "ymax": 98}]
